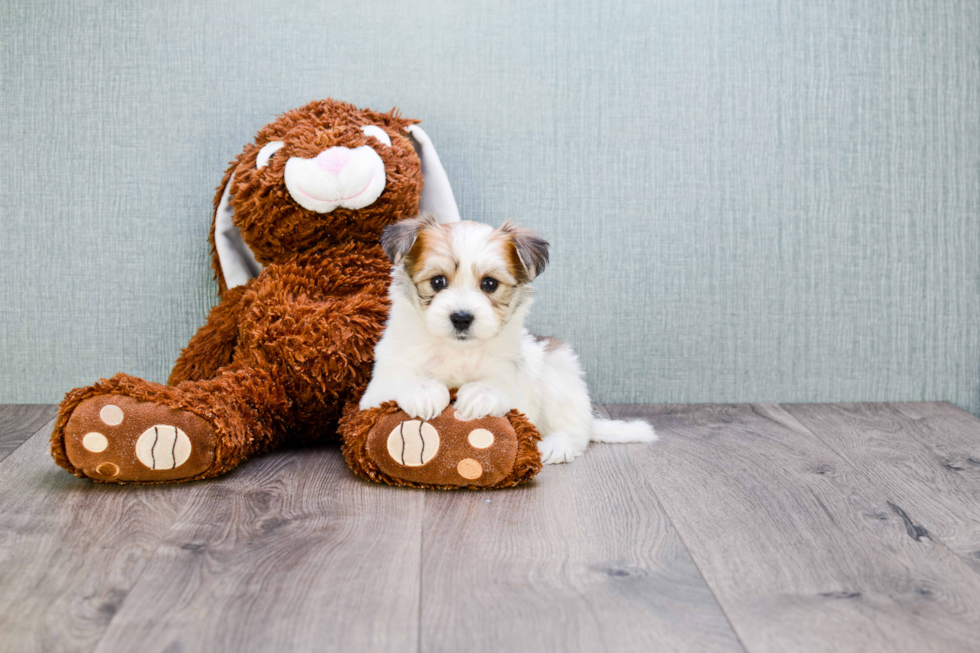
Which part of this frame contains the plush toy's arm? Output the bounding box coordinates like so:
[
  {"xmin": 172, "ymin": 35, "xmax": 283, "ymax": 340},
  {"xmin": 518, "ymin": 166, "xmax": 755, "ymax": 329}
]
[
  {"xmin": 168, "ymin": 285, "xmax": 247, "ymax": 385},
  {"xmin": 238, "ymin": 282, "xmax": 390, "ymax": 396}
]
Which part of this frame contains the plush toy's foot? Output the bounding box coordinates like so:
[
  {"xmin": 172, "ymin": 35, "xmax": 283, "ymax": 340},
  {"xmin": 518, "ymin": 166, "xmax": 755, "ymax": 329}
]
[
  {"xmin": 60, "ymin": 394, "xmax": 217, "ymax": 483},
  {"xmin": 340, "ymin": 401, "xmax": 542, "ymax": 489}
]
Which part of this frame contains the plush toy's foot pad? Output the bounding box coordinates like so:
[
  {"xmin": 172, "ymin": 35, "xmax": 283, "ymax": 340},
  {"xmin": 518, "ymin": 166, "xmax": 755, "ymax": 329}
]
[
  {"xmin": 366, "ymin": 408, "xmax": 521, "ymax": 488},
  {"xmin": 63, "ymin": 395, "xmax": 216, "ymax": 482}
]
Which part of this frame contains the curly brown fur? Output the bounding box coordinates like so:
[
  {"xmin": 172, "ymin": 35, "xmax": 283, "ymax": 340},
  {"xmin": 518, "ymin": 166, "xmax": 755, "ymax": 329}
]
[{"xmin": 169, "ymin": 284, "xmax": 247, "ymax": 384}]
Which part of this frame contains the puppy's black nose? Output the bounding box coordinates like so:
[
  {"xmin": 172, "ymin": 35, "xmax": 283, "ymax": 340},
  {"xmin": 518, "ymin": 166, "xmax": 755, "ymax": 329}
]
[{"xmin": 450, "ymin": 311, "xmax": 475, "ymax": 331}]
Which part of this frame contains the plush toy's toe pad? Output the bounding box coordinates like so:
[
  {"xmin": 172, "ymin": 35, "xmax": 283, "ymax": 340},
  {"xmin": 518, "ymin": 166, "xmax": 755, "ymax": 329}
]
[
  {"xmin": 366, "ymin": 408, "xmax": 520, "ymax": 488},
  {"xmin": 64, "ymin": 395, "xmax": 216, "ymax": 482}
]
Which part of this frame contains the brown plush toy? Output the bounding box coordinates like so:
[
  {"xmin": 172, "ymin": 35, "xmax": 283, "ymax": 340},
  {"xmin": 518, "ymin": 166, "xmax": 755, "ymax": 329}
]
[{"xmin": 50, "ymin": 98, "xmax": 542, "ymax": 488}]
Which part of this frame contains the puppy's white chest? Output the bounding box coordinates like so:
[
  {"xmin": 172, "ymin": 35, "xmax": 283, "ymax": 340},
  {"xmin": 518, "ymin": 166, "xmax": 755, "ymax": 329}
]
[{"xmin": 424, "ymin": 347, "xmax": 491, "ymax": 387}]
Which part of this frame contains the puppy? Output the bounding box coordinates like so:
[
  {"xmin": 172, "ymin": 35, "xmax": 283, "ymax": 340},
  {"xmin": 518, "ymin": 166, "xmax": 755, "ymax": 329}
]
[{"xmin": 359, "ymin": 215, "xmax": 656, "ymax": 464}]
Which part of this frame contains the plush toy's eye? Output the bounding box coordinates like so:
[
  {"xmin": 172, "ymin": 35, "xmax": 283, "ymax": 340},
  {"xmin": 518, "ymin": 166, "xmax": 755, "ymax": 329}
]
[
  {"xmin": 256, "ymin": 141, "xmax": 285, "ymax": 169},
  {"xmin": 360, "ymin": 125, "xmax": 392, "ymax": 147},
  {"xmin": 430, "ymin": 275, "xmax": 448, "ymax": 291},
  {"xmin": 481, "ymin": 277, "xmax": 499, "ymax": 293}
]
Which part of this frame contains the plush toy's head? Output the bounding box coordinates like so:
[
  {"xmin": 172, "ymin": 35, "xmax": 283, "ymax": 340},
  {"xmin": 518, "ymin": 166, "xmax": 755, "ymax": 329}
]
[{"xmin": 210, "ymin": 98, "xmax": 460, "ymax": 294}]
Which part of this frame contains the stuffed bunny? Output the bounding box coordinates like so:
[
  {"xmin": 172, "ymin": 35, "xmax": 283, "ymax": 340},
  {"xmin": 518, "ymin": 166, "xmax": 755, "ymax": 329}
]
[{"xmin": 50, "ymin": 98, "xmax": 541, "ymax": 488}]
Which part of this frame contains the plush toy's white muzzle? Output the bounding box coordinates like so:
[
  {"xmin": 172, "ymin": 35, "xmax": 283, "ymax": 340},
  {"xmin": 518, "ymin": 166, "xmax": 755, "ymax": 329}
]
[{"xmin": 284, "ymin": 146, "xmax": 386, "ymax": 213}]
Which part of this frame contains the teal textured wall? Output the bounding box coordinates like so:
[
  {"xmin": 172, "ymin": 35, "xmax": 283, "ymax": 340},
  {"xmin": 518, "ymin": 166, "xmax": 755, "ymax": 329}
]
[{"xmin": 2, "ymin": 1, "xmax": 979, "ymax": 412}]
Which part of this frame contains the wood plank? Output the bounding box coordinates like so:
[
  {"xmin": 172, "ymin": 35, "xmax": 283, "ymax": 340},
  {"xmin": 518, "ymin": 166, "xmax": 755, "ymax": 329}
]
[
  {"xmin": 604, "ymin": 404, "xmax": 980, "ymax": 653},
  {"xmin": 784, "ymin": 403, "xmax": 980, "ymax": 575},
  {"xmin": 419, "ymin": 415, "xmax": 745, "ymax": 653},
  {"xmin": 91, "ymin": 445, "xmax": 423, "ymax": 653},
  {"xmin": 0, "ymin": 404, "xmax": 58, "ymax": 463},
  {"xmin": 0, "ymin": 420, "xmax": 193, "ymax": 653}
]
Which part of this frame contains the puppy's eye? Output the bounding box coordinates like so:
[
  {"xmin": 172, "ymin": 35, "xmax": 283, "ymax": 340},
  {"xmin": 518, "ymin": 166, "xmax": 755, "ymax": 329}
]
[
  {"xmin": 256, "ymin": 141, "xmax": 285, "ymax": 169},
  {"xmin": 360, "ymin": 125, "xmax": 392, "ymax": 147},
  {"xmin": 481, "ymin": 277, "xmax": 499, "ymax": 293},
  {"xmin": 430, "ymin": 275, "xmax": 448, "ymax": 291}
]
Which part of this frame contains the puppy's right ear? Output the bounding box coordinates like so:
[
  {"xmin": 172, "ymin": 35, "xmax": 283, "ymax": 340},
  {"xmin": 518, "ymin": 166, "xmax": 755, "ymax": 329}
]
[{"xmin": 381, "ymin": 214, "xmax": 439, "ymax": 264}]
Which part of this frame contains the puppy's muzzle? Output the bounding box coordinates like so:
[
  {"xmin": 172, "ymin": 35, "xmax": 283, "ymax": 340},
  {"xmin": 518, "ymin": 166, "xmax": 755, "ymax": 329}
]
[{"xmin": 450, "ymin": 311, "xmax": 475, "ymax": 332}]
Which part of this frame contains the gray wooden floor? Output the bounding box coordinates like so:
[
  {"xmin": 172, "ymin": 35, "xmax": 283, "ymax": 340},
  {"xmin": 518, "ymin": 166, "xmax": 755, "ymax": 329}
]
[{"xmin": 1, "ymin": 403, "xmax": 979, "ymax": 653}]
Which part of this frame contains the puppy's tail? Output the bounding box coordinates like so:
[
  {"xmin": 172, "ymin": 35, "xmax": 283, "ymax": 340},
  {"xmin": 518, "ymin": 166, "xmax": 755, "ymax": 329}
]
[{"xmin": 591, "ymin": 418, "xmax": 657, "ymax": 444}]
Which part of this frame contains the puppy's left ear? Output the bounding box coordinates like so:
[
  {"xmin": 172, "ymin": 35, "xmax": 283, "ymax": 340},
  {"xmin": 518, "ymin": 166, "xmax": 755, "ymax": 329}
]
[
  {"xmin": 382, "ymin": 214, "xmax": 439, "ymax": 264},
  {"xmin": 502, "ymin": 220, "xmax": 549, "ymax": 280}
]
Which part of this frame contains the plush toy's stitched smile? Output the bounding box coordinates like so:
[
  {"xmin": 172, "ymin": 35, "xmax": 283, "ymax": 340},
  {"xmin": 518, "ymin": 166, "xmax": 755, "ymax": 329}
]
[{"xmin": 296, "ymin": 171, "xmax": 376, "ymax": 203}]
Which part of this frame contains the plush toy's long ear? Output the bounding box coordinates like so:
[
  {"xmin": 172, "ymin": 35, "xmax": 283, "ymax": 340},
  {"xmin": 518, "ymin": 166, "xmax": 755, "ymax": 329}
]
[
  {"xmin": 406, "ymin": 125, "xmax": 460, "ymax": 224},
  {"xmin": 213, "ymin": 172, "xmax": 263, "ymax": 291}
]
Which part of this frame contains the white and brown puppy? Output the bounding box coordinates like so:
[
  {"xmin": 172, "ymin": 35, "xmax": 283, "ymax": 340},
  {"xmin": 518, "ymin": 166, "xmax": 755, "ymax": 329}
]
[{"xmin": 359, "ymin": 215, "xmax": 656, "ymax": 464}]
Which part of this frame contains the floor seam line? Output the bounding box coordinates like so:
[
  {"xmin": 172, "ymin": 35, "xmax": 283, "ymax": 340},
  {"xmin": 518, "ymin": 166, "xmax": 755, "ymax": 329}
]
[
  {"xmin": 645, "ymin": 461, "xmax": 753, "ymax": 653},
  {"xmin": 417, "ymin": 490, "xmax": 425, "ymax": 653},
  {"xmin": 0, "ymin": 413, "xmax": 58, "ymax": 469},
  {"xmin": 84, "ymin": 487, "xmax": 201, "ymax": 653},
  {"xmin": 603, "ymin": 403, "xmax": 753, "ymax": 653}
]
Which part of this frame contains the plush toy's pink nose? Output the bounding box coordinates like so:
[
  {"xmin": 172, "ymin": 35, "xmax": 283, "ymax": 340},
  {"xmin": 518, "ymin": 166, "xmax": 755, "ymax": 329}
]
[{"xmin": 313, "ymin": 148, "xmax": 351, "ymax": 176}]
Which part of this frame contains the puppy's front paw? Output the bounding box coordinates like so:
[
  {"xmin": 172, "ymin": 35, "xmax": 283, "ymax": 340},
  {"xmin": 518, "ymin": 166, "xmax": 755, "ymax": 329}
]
[
  {"xmin": 454, "ymin": 383, "xmax": 514, "ymax": 421},
  {"xmin": 359, "ymin": 383, "xmax": 391, "ymax": 411},
  {"xmin": 396, "ymin": 380, "xmax": 451, "ymax": 421},
  {"xmin": 538, "ymin": 433, "xmax": 586, "ymax": 464}
]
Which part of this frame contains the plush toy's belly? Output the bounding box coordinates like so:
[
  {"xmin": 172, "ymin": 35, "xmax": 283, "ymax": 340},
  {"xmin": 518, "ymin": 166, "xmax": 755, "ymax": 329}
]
[{"xmin": 233, "ymin": 243, "xmax": 393, "ymax": 417}]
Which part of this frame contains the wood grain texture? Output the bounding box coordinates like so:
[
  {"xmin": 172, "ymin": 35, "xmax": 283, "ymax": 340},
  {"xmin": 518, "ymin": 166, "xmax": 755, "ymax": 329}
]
[
  {"xmin": 604, "ymin": 403, "xmax": 980, "ymax": 653},
  {"xmin": 0, "ymin": 419, "xmax": 193, "ymax": 653},
  {"xmin": 784, "ymin": 402, "xmax": 980, "ymax": 575},
  {"xmin": 419, "ymin": 414, "xmax": 744, "ymax": 653},
  {"xmin": 0, "ymin": 404, "xmax": 58, "ymax": 463},
  {"xmin": 90, "ymin": 445, "xmax": 423, "ymax": 653},
  {"xmin": 6, "ymin": 403, "xmax": 980, "ymax": 653}
]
